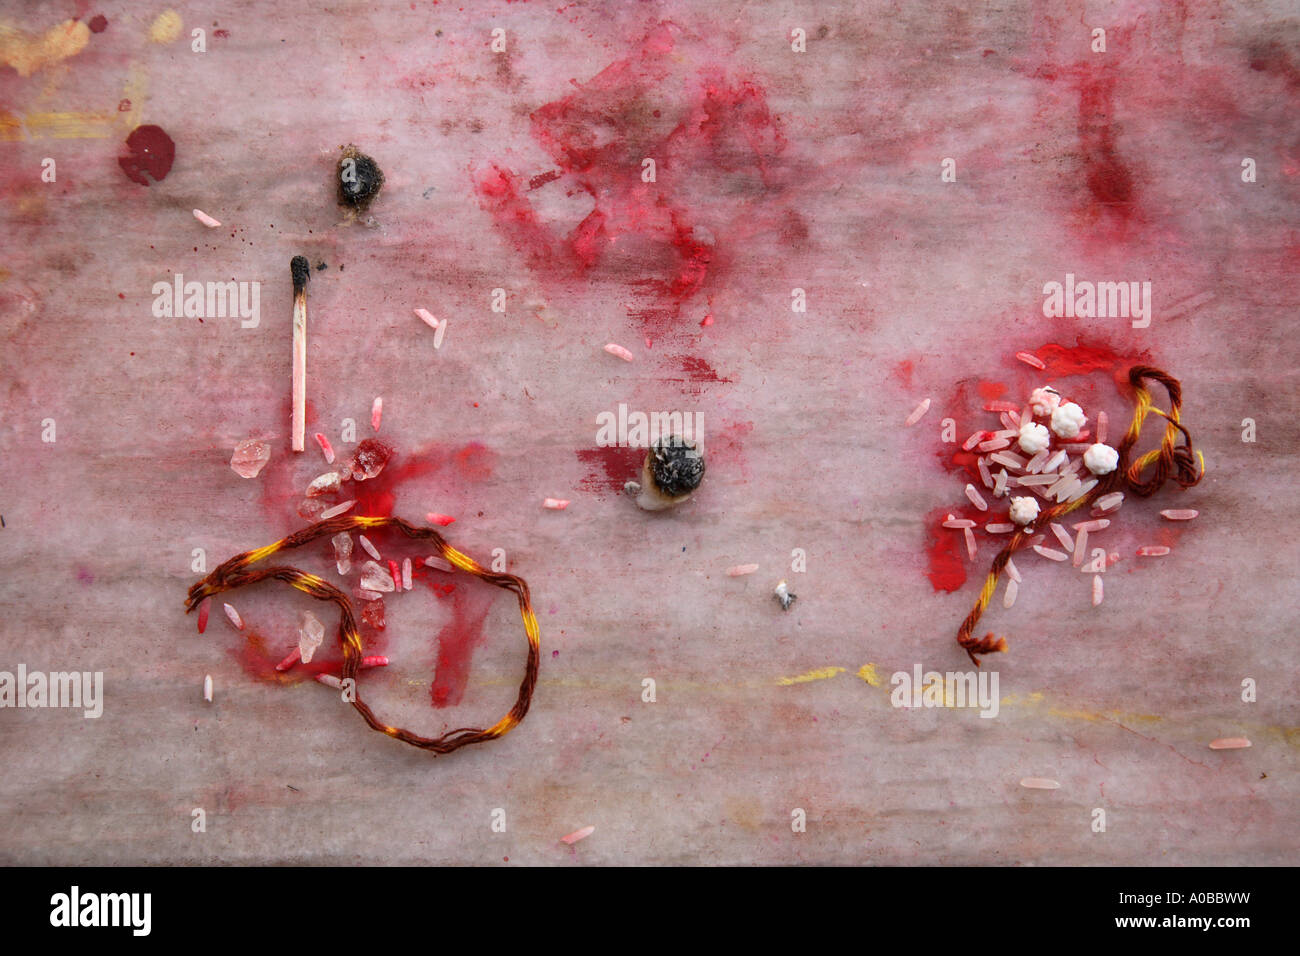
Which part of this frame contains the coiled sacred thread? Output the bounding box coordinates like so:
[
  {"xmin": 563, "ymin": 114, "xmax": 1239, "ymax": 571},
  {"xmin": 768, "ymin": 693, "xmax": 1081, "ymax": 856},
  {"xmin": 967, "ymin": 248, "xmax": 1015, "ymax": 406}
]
[
  {"xmin": 956, "ymin": 366, "xmax": 1205, "ymax": 666},
  {"xmin": 185, "ymin": 514, "xmax": 539, "ymax": 754}
]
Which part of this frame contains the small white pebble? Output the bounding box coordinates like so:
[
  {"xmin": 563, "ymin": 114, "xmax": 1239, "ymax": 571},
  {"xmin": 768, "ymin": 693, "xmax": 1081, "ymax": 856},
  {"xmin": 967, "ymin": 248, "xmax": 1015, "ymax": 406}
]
[
  {"xmin": 1083, "ymin": 442, "xmax": 1118, "ymax": 475},
  {"xmin": 726, "ymin": 564, "xmax": 759, "ymax": 577},
  {"xmin": 1009, "ymin": 496, "xmax": 1040, "ymax": 525},
  {"xmin": 1050, "ymin": 402, "xmax": 1086, "ymax": 439},
  {"xmin": 604, "ymin": 343, "xmax": 634, "ymax": 362},
  {"xmin": 1017, "ymin": 421, "xmax": 1051, "ymax": 455}
]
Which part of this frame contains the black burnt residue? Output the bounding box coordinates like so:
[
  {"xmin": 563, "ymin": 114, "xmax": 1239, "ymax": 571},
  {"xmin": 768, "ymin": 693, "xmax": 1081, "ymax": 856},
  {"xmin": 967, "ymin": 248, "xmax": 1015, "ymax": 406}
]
[
  {"xmin": 337, "ymin": 145, "xmax": 384, "ymax": 212},
  {"xmin": 650, "ymin": 437, "xmax": 705, "ymax": 498}
]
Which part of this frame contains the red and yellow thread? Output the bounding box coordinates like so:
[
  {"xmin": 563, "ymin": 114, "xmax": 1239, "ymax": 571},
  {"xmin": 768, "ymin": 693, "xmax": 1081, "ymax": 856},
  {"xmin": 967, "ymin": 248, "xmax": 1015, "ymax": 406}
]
[
  {"xmin": 956, "ymin": 366, "xmax": 1204, "ymax": 665},
  {"xmin": 185, "ymin": 514, "xmax": 540, "ymax": 754}
]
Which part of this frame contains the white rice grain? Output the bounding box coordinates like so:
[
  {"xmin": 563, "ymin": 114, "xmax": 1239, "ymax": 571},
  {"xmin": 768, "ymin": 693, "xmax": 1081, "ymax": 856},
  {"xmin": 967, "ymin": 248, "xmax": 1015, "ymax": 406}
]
[
  {"xmin": 978, "ymin": 437, "xmax": 1011, "ymax": 452},
  {"xmin": 965, "ymin": 483, "xmax": 989, "ymax": 511},
  {"xmin": 320, "ymin": 499, "xmax": 356, "ymax": 519},
  {"xmin": 1005, "ymin": 557, "xmax": 1021, "ymax": 582},
  {"xmin": 605, "ymin": 343, "xmax": 635, "ymax": 362},
  {"xmin": 904, "ymin": 398, "xmax": 931, "ymax": 426},
  {"xmin": 943, "ymin": 518, "xmax": 977, "ymax": 529},
  {"xmin": 990, "ymin": 451, "xmax": 1027, "ymax": 471},
  {"xmin": 994, "ymin": 469, "xmax": 1008, "ymax": 497},
  {"xmin": 203, "ymin": 674, "xmax": 213, "ymax": 702},
  {"xmin": 985, "ymin": 522, "xmax": 1014, "ymax": 534},
  {"xmin": 1067, "ymin": 478, "xmax": 1098, "ymax": 501},
  {"xmin": 223, "ymin": 602, "xmax": 244, "ymax": 630},
  {"xmin": 1042, "ymin": 449, "xmax": 1067, "ymax": 473},
  {"xmin": 1015, "ymin": 351, "xmax": 1046, "ymax": 370},
  {"xmin": 1096, "ymin": 410, "xmax": 1108, "ymax": 444},
  {"xmin": 1072, "ymin": 528, "xmax": 1089, "ymax": 566},
  {"xmin": 1160, "ymin": 509, "xmax": 1199, "ymax": 521},
  {"xmin": 1092, "ymin": 574, "xmax": 1103, "ymax": 606},
  {"xmin": 1024, "ymin": 449, "xmax": 1050, "ymax": 473},
  {"xmin": 401, "ymin": 557, "xmax": 413, "ymax": 591},
  {"xmin": 1003, "ymin": 577, "xmax": 1019, "ymax": 608},
  {"xmin": 963, "ymin": 526, "xmax": 977, "ymax": 560},
  {"xmin": 359, "ymin": 535, "xmax": 381, "ymax": 561},
  {"xmin": 1033, "ymin": 545, "xmax": 1068, "ymax": 562},
  {"xmin": 1019, "ymin": 778, "xmax": 1060, "ymax": 790},
  {"xmin": 1094, "ymin": 492, "xmax": 1125, "ymax": 513},
  {"xmin": 1073, "ymin": 518, "xmax": 1111, "ymax": 533},
  {"xmin": 977, "ymin": 456, "xmax": 993, "ymax": 489},
  {"xmin": 1049, "ymin": 522, "xmax": 1074, "ymax": 552},
  {"xmin": 1137, "ymin": 545, "xmax": 1171, "ymax": 557}
]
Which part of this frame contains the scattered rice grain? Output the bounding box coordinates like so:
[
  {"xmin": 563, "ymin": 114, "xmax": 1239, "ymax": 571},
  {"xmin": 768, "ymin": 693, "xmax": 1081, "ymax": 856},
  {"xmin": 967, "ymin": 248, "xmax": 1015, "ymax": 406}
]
[
  {"xmin": 1136, "ymin": 545, "xmax": 1171, "ymax": 557},
  {"xmin": 965, "ymin": 483, "xmax": 988, "ymax": 511},
  {"xmin": 1092, "ymin": 574, "xmax": 1103, "ymax": 606},
  {"xmin": 320, "ymin": 499, "xmax": 356, "ymax": 519},
  {"xmin": 1003, "ymin": 577, "xmax": 1019, "ymax": 609},
  {"xmin": 1015, "ymin": 351, "xmax": 1046, "ymax": 370},
  {"xmin": 1033, "ymin": 545, "xmax": 1068, "ymax": 562},
  {"xmin": 1161, "ymin": 509, "xmax": 1199, "ymax": 521},
  {"xmin": 904, "ymin": 398, "xmax": 932, "ymax": 426}
]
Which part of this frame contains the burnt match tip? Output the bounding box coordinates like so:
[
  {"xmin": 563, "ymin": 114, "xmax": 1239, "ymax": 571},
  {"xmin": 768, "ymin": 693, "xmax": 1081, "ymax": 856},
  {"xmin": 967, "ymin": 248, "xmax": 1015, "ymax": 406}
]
[{"xmin": 291, "ymin": 255, "xmax": 311, "ymax": 292}]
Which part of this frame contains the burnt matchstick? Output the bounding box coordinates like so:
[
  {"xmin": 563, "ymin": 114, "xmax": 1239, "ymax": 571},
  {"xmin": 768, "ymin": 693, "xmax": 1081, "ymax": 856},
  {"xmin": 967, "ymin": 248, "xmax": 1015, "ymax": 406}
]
[{"xmin": 290, "ymin": 255, "xmax": 310, "ymax": 451}]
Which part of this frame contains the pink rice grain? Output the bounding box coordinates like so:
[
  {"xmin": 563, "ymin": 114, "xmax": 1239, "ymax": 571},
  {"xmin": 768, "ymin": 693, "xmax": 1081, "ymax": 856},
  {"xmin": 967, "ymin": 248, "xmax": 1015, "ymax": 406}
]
[
  {"xmin": 983, "ymin": 400, "xmax": 1019, "ymax": 413},
  {"xmin": 1043, "ymin": 450, "xmax": 1067, "ymax": 473},
  {"xmin": 999, "ymin": 413, "xmax": 1016, "ymax": 431},
  {"xmin": 1160, "ymin": 509, "xmax": 1199, "ymax": 521},
  {"xmin": 1019, "ymin": 778, "xmax": 1060, "ymax": 790},
  {"xmin": 993, "ymin": 469, "xmax": 1008, "ymax": 497},
  {"xmin": 604, "ymin": 343, "xmax": 635, "ymax": 362},
  {"xmin": 990, "ymin": 451, "xmax": 1026, "ymax": 471},
  {"xmin": 401, "ymin": 557, "xmax": 412, "ymax": 591},
  {"xmin": 1005, "ymin": 557, "xmax": 1021, "ymax": 583},
  {"xmin": 561, "ymin": 825, "xmax": 596, "ymax": 845},
  {"xmin": 1068, "ymin": 478, "xmax": 1098, "ymax": 501},
  {"xmin": 1072, "ymin": 528, "xmax": 1089, "ymax": 566},
  {"xmin": 1093, "ymin": 492, "xmax": 1124, "ymax": 513},
  {"xmin": 1015, "ymin": 351, "xmax": 1046, "ymax": 370},
  {"xmin": 1208, "ymin": 737, "xmax": 1251, "ymax": 750},
  {"xmin": 1073, "ymin": 518, "xmax": 1111, "ymax": 533},
  {"xmin": 985, "ymin": 522, "xmax": 1014, "ymax": 534},
  {"xmin": 978, "ymin": 437, "xmax": 1011, "ymax": 453},
  {"xmin": 1049, "ymin": 522, "xmax": 1074, "ymax": 552},
  {"xmin": 320, "ymin": 500, "xmax": 356, "ymax": 519},
  {"xmin": 963, "ymin": 526, "xmax": 977, "ymax": 560},
  {"xmin": 943, "ymin": 518, "xmax": 977, "ymax": 529},
  {"xmin": 359, "ymin": 535, "xmax": 382, "ymax": 561},
  {"xmin": 1024, "ymin": 449, "xmax": 1050, "ymax": 473},
  {"xmin": 965, "ymin": 483, "xmax": 989, "ymax": 511},
  {"xmin": 977, "ymin": 456, "xmax": 993, "ymax": 489},
  {"xmin": 1033, "ymin": 544, "xmax": 1068, "ymax": 562},
  {"xmin": 1092, "ymin": 574, "xmax": 1103, "ymax": 606},
  {"xmin": 727, "ymin": 564, "xmax": 759, "ymax": 577},
  {"xmin": 904, "ymin": 398, "xmax": 931, "ymax": 426},
  {"xmin": 1096, "ymin": 410, "xmax": 1108, "ymax": 444},
  {"xmin": 963, "ymin": 431, "xmax": 989, "ymax": 451},
  {"xmin": 1003, "ymin": 577, "xmax": 1019, "ymax": 609},
  {"xmin": 1137, "ymin": 545, "xmax": 1171, "ymax": 557}
]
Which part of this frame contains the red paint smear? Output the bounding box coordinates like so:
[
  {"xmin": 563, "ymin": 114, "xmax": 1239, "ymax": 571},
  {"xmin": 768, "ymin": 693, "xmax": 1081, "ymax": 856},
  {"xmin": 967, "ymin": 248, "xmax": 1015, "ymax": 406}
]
[
  {"xmin": 1077, "ymin": 75, "xmax": 1136, "ymax": 217},
  {"xmin": 430, "ymin": 585, "xmax": 495, "ymax": 708},
  {"xmin": 576, "ymin": 445, "xmax": 644, "ymax": 494},
  {"xmin": 923, "ymin": 507, "xmax": 967, "ymax": 593},
  {"xmin": 1035, "ymin": 340, "xmax": 1150, "ymax": 388},
  {"xmin": 473, "ymin": 21, "xmax": 787, "ymax": 338},
  {"xmin": 891, "ymin": 360, "xmax": 914, "ymax": 388},
  {"xmin": 976, "ymin": 380, "xmax": 1007, "ymax": 401},
  {"xmin": 118, "ymin": 125, "xmax": 174, "ymax": 186}
]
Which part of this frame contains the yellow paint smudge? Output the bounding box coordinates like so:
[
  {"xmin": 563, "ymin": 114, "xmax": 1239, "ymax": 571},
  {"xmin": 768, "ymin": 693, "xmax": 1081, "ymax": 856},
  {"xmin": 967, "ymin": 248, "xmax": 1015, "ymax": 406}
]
[
  {"xmin": 0, "ymin": 19, "xmax": 90, "ymax": 77},
  {"xmin": 776, "ymin": 666, "xmax": 845, "ymax": 686},
  {"xmin": 856, "ymin": 663, "xmax": 883, "ymax": 687},
  {"xmin": 149, "ymin": 10, "xmax": 182, "ymax": 44}
]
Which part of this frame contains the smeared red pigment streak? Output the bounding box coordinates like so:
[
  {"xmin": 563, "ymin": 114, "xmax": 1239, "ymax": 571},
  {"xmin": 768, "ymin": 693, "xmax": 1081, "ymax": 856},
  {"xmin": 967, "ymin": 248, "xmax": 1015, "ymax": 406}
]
[
  {"xmin": 472, "ymin": 21, "xmax": 787, "ymax": 337},
  {"xmin": 118, "ymin": 125, "xmax": 175, "ymax": 186},
  {"xmin": 924, "ymin": 506, "xmax": 967, "ymax": 593},
  {"xmin": 1077, "ymin": 75, "xmax": 1136, "ymax": 217},
  {"xmin": 430, "ymin": 585, "xmax": 496, "ymax": 708},
  {"xmin": 976, "ymin": 381, "xmax": 1007, "ymax": 401},
  {"xmin": 1035, "ymin": 340, "xmax": 1151, "ymax": 389},
  {"xmin": 576, "ymin": 446, "xmax": 644, "ymax": 495}
]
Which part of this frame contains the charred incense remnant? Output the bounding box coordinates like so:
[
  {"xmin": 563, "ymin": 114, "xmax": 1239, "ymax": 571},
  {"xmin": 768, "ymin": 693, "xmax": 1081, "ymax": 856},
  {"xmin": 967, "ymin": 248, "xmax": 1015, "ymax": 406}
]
[
  {"xmin": 625, "ymin": 436, "xmax": 706, "ymax": 511},
  {"xmin": 290, "ymin": 255, "xmax": 311, "ymax": 451},
  {"xmin": 774, "ymin": 580, "xmax": 796, "ymax": 611},
  {"xmin": 185, "ymin": 514, "xmax": 540, "ymax": 755},
  {"xmin": 955, "ymin": 366, "xmax": 1205, "ymax": 666},
  {"xmin": 337, "ymin": 145, "xmax": 384, "ymax": 212}
]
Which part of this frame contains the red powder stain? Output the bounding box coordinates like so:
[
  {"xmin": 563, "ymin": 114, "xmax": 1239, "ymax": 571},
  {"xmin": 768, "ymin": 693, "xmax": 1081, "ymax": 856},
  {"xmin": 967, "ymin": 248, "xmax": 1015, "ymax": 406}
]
[
  {"xmin": 924, "ymin": 506, "xmax": 973, "ymax": 593},
  {"xmin": 891, "ymin": 360, "xmax": 914, "ymax": 388},
  {"xmin": 430, "ymin": 585, "xmax": 495, "ymax": 708},
  {"xmin": 118, "ymin": 125, "xmax": 175, "ymax": 186},
  {"xmin": 214, "ymin": 28, "xmax": 230, "ymax": 39},
  {"xmin": 76, "ymin": 566, "xmax": 94, "ymax": 585},
  {"xmin": 472, "ymin": 21, "xmax": 787, "ymax": 338},
  {"xmin": 976, "ymin": 381, "xmax": 1007, "ymax": 401},
  {"xmin": 88, "ymin": 14, "xmax": 107, "ymax": 33},
  {"xmin": 1035, "ymin": 340, "xmax": 1150, "ymax": 389},
  {"xmin": 1077, "ymin": 75, "xmax": 1136, "ymax": 218},
  {"xmin": 576, "ymin": 445, "xmax": 644, "ymax": 495}
]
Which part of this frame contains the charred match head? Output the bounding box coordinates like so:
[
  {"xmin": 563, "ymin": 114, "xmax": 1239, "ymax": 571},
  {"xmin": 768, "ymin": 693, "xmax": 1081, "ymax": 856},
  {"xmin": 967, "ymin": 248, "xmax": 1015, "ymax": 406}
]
[
  {"xmin": 291, "ymin": 255, "xmax": 311, "ymax": 295},
  {"xmin": 626, "ymin": 435, "xmax": 706, "ymax": 511},
  {"xmin": 337, "ymin": 145, "xmax": 384, "ymax": 212}
]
